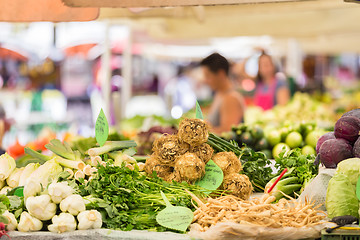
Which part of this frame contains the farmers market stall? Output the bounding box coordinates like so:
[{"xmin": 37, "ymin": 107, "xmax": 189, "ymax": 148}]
[
  {"xmin": 5, "ymin": 106, "xmax": 360, "ymax": 240},
  {"xmin": 1, "ymin": 0, "xmax": 360, "ymax": 239}
]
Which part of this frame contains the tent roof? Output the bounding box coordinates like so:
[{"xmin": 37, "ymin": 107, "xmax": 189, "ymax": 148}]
[
  {"xmin": 0, "ymin": 0, "xmax": 98, "ymax": 22},
  {"xmin": 97, "ymin": 0, "xmax": 360, "ymax": 54},
  {"xmin": 63, "ymin": 0, "xmax": 303, "ymax": 8}
]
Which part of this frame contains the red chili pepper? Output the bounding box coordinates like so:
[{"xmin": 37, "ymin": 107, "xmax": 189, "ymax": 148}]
[{"xmin": 267, "ymin": 168, "xmax": 288, "ymax": 193}]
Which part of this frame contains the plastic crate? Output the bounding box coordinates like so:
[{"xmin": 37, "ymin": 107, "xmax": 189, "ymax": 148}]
[{"xmin": 321, "ymin": 229, "xmax": 360, "ymax": 240}]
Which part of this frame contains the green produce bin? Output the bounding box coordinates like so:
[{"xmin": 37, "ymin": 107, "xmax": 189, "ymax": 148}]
[{"xmin": 321, "ymin": 229, "xmax": 360, "ymax": 240}]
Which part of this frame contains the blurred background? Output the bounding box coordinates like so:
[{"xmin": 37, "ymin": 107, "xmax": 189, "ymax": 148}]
[{"xmin": 0, "ymin": 0, "xmax": 359, "ymax": 153}]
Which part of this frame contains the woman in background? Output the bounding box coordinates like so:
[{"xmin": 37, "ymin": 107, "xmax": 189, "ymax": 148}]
[{"xmin": 254, "ymin": 52, "xmax": 290, "ymax": 110}]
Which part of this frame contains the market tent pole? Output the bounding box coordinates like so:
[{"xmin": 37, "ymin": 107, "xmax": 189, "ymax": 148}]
[
  {"xmin": 100, "ymin": 22, "xmax": 112, "ymax": 119},
  {"xmin": 286, "ymin": 39, "xmax": 302, "ymax": 79},
  {"xmin": 121, "ymin": 25, "xmax": 133, "ymax": 119}
]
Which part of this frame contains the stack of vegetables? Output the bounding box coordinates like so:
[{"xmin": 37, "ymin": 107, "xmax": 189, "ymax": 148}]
[
  {"xmin": 312, "ymin": 108, "xmax": 360, "ymax": 220},
  {"xmin": 144, "ymin": 118, "xmax": 253, "ymax": 200},
  {"xmin": 244, "ymin": 92, "xmax": 336, "ymax": 127},
  {"xmin": 316, "ymin": 108, "xmax": 360, "ymax": 168},
  {"xmin": 78, "ymin": 164, "xmax": 208, "ymax": 231},
  {"xmin": 228, "ymin": 121, "xmax": 327, "ymax": 159},
  {"xmin": 206, "ymin": 131, "xmax": 319, "ymax": 200},
  {"xmin": 326, "ymin": 158, "xmax": 360, "ymax": 219},
  {"xmin": 0, "ymin": 138, "xmax": 137, "ymax": 196},
  {"xmin": 145, "ymin": 118, "xmax": 211, "ymax": 183},
  {"xmin": 0, "ymin": 111, "xmax": 341, "ymax": 237},
  {"xmin": 190, "ymin": 193, "xmax": 326, "ymax": 232},
  {"xmin": 20, "ymin": 181, "xmax": 102, "ymax": 233},
  {"xmin": 0, "ymin": 132, "xmax": 213, "ymax": 234}
]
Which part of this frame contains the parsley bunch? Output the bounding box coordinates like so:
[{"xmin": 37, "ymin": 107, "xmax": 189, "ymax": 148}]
[
  {"xmin": 274, "ymin": 148, "xmax": 318, "ymax": 191},
  {"xmin": 240, "ymin": 147, "xmax": 275, "ymax": 192},
  {"xmin": 78, "ymin": 164, "xmax": 208, "ymax": 232}
]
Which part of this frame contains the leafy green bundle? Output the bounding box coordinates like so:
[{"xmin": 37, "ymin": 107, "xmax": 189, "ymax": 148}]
[
  {"xmin": 240, "ymin": 148, "xmax": 274, "ymax": 192},
  {"xmin": 274, "ymin": 148, "xmax": 318, "ymax": 192},
  {"xmin": 78, "ymin": 164, "xmax": 208, "ymax": 232},
  {"xmin": 0, "ymin": 195, "xmax": 24, "ymax": 224}
]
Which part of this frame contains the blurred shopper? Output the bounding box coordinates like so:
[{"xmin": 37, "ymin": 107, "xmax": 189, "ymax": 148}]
[
  {"xmin": 200, "ymin": 53, "xmax": 245, "ymax": 134},
  {"xmin": 254, "ymin": 52, "xmax": 290, "ymax": 110}
]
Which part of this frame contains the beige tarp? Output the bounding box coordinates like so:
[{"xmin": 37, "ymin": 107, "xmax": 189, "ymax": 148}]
[
  {"xmin": 97, "ymin": 0, "xmax": 360, "ymax": 54},
  {"xmin": 63, "ymin": 0, "xmax": 303, "ymax": 8}
]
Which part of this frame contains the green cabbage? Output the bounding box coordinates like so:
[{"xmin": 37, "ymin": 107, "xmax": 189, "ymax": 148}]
[
  {"xmin": 336, "ymin": 158, "xmax": 360, "ymax": 185},
  {"xmin": 326, "ymin": 173, "xmax": 359, "ymax": 219}
]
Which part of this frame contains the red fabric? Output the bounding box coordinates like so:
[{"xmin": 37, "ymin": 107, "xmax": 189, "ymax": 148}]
[{"xmin": 254, "ymin": 79, "xmax": 277, "ymax": 110}]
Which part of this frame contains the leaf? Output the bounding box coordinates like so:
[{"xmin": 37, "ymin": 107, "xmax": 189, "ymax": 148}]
[
  {"xmin": 8, "ymin": 196, "xmax": 22, "ymax": 209},
  {"xmin": 45, "ymin": 139, "xmax": 75, "ymax": 160},
  {"xmin": 195, "ymin": 160, "xmax": 224, "ymax": 193},
  {"xmin": 95, "ymin": 109, "xmax": 109, "ymax": 147},
  {"xmin": 0, "ymin": 215, "xmax": 9, "ymax": 224},
  {"xmin": 156, "ymin": 206, "xmax": 193, "ymax": 232},
  {"xmin": 14, "ymin": 208, "xmax": 23, "ymax": 219},
  {"xmin": 0, "ymin": 195, "xmax": 10, "ymax": 209},
  {"xmin": 195, "ymin": 101, "xmax": 204, "ymax": 120},
  {"xmin": 57, "ymin": 171, "xmax": 71, "ymax": 182},
  {"xmin": 156, "ymin": 192, "xmax": 194, "ymax": 232}
]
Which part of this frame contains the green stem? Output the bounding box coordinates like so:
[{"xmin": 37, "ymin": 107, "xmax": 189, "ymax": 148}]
[
  {"xmin": 160, "ymin": 191, "xmax": 172, "ymax": 207},
  {"xmin": 24, "ymin": 147, "xmax": 51, "ymax": 163},
  {"xmin": 88, "ymin": 141, "xmax": 137, "ymax": 156},
  {"xmin": 207, "ymin": 139, "xmax": 225, "ymax": 152}
]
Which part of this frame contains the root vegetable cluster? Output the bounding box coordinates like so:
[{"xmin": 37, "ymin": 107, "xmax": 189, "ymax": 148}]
[{"xmin": 145, "ymin": 119, "xmax": 211, "ymax": 183}]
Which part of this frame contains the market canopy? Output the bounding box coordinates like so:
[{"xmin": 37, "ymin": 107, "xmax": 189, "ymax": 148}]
[
  {"xmin": 0, "ymin": 46, "xmax": 28, "ymax": 61},
  {"xmin": 0, "ymin": 0, "xmax": 99, "ymax": 22},
  {"xmin": 97, "ymin": 0, "xmax": 360, "ymax": 54},
  {"xmin": 63, "ymin": 0, "xmax": 303, "ymax": 8}
]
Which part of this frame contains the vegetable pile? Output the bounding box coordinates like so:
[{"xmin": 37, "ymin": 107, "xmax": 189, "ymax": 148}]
[
  {"xmin": 211, "ymin": 136, "xmax": 318, "ymax": 199},
  {"xmin": 190, "ymin": 193, "xmax": 326, "ymax": 232},
  {"xmin": 144, "ymin": 118, "xmax": 253, "ymax": 200},
  {"xmin": 0, "ymin": 111, "xmax": 337, "ymax": 237},
  {"xmin": 317, "ymin": 108, "xmax": 360, "ymax": 168},
  {"xmin": 267, "ymin": 149, "xmax": 318, "ymax": 200},
  {"xmin": 144, "ymin": 118, "xmax": 211, "ymax": 183},
  {"xmin": 78, "ymin": 163, "xmax": 208, "ymax": 231},
  {"xmin": 23, "ymin": 180, "xmax": 102, "ymax": 233},
  {"xmin": 228, "ymin": 121, "xmax": 326, "ymax": 159},
  {"xmin": 325, "ymin": 157, "xmax": 360, "ymax": 219},
  {"xmin": 0, "ymin": 179, "xmax": 102, "ymax": 233}
]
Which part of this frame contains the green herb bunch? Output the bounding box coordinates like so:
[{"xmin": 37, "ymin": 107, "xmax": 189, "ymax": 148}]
[{"xmin": 78, "ymin": 164, "xmax": 208, "ymax": 232}]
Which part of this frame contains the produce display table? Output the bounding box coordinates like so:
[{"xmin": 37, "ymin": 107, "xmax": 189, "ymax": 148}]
[{"xmin": 4, "ymin": 229, "xmax": 193, "ymax": 240}]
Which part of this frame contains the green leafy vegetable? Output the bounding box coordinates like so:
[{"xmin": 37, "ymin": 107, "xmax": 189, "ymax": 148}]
[
  {"xmin": 336, "ymin": 158, "xmax": 360, "ymax": 185},
  {"xmin": 274, "ymin": 148, "xmax": 318, "ymax": 192},
  {"xmin": 78, "ymin": 164, "xmax": 208, "ymax": 232},
  {"xmin": 240, "ymin": 148, "xmax": 274, "ymax": 192},
  {"xmin": 326, "ymin": 173, "xmax": 359, "ymax": 219},
  {"xmin": 0, "ymin": 194, "xmax": 24, "ymax": 222}
]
